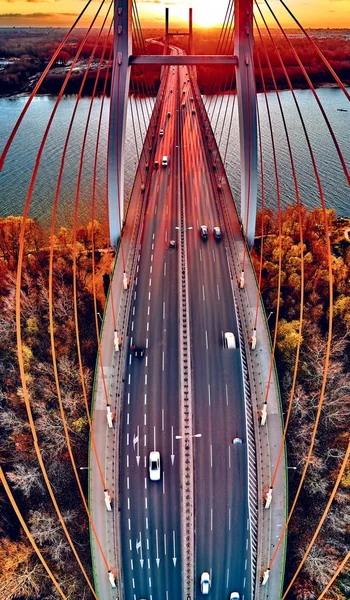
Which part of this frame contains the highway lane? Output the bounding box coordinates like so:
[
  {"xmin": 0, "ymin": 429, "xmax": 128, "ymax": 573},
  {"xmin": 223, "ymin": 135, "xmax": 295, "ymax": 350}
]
[
  {"xmin": 181, "ymin": 70, "xmax": 251, "ymax": 599},
  {"xmin": 119, "ymin": 63, "xmax": 182, "ymax": 600}
]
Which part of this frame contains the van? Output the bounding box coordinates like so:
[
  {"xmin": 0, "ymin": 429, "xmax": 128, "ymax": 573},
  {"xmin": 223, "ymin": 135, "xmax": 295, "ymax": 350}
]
[{"xmin": 162, "ymin": 156, "xmax": 168, "ymax": 167}]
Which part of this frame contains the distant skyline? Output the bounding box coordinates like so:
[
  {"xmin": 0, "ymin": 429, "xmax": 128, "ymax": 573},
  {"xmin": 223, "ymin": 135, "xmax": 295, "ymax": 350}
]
[{"xmin": 0, "ymin": 0, "xmax": 349, "ymax": 29}]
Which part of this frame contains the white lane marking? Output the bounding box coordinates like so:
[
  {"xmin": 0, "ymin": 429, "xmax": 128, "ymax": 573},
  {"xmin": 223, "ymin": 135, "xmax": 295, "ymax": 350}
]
[
  {"xmin": 164, "ymin": 262, "xmax": 167, "ymax": 276},
  {"xmin": 202, "ymin": 285, "xmax": 205, "ymax": 302},
  {"xmin": 145, "ymin": 477, "xmax": 147, "ymax": 490},
  {"xmin": 205, "ymin": 330, "xmax": 208, "ymax": 350},
  {"xmin": 162, "ymin": 409, "xmax": 164, "ymax": 431},
  {"xmin": 148, "ymin": 306, "xmax": 150, "ymax": 316},
  {"xmin": 127, "ymin": 455, "xmax": 129, "ymax": 468},
  {"xmin": 145, "ymin": 356, "xmax": 148, "ymax": 367},
  {"xmin": 211, "ymin": 508, "xmax": 213, "ymax": 531},
  {"xmin": 135, "ymin": 277, "xmax": 138, "ymax": 286},
  {"xmin": 163, "ymin": 301, "xmax": 166, "ymax": 319},
  {"xmin": 132, "ymin": 578, "xmax": 135, "ymax": 588},
  {"xmin": 152, "ymin": 242, "xmax": 154, "ymax": 250},
  {"xmin": 127, "ymin": 413, "xmax": 130, "ymax": 425},
  {"xmin": 229, "ymin": 445, "xmax": 231, "ymax": 469},
  {"xmin": 199, "ymin": 248, "xmax": 202, "ymax": 262},
  {"xmin": 162, "ymin": 351, "xmax": 165, "ymax": 371},
  {"xmin": 245, "ymin": 558, "xmax": 247, "ymax": 570},
  {"xmin": 149, "ymin": 278, "xmax": 152, "ymax": 287},
  {"xmin": 145, "ymin": 374, "xmax": 148, "ymax": 385},
  {"xmin": 131, "ymin": 559, "xmax": 134, "ymax": 570},
  {"xmin": 145, "ymin": 497, "xmax": 148, "ymax": 509},
  {"xmin": 146, "ymin": 517, "xmax": 148, "ymax": 530},
  {"xmin": 129, "ymin": 354, "xmax": 132, "ymax": 365},
  {"xmin": 147, "ymin": 322, "xmax": 149, "ymax": 331},
  {"xmin": 128, "ymin": 392, "xmax": 130, "ymax": 405},
  {"xmin": 226, "ymin": 568, "xmax": 229, "ymax": 588},
  {"xmin": 165, "ymin": 230, "xmax": 168, "ymax": 241},
  {"xmin": 151, "ymin": 253, "xmax": 153, "ymax": 262},
  {"xmin": 129, "ymin": 539, "xmax": 132, "ymax": 551},
  {"xmin": 137, "ymin": 264, "xmax": 139, "ymax": 273},
  {"xmin": 149, "ymin": 291, "xmax": 151, "ymax": 300},
  {"xmin": 146, "ymin": 338, "xmax": 149, "ymax": 348},
  {"xmin": 131, "ymin": 321, "xmax": 134, "ymax": 332},
  {"xmin": 144, "ymin": 434, "xmax": 147, "ymax": 447},
  {"xmin": 210, "ymin": 444, "xmax": 213, "ymax": 468},
  {"xmin": 144, "ymin": 456, "xmax": 147, "ymax": 468},
  {"xmin": 229, "ymin": 507, "xmax": 231, "ymax": 530},
  {"xmin": 144, "ymin": 393, "xmax": 147, "ymax": 406},
  {"xmin": 153, "ymin": 233, "xmax": 155, "ymax": 239},
  {"xmin": 247, "ymin": 518, "xmax": 249, "ymax": 530},
  {"xmin": 208, "ymin": 383, "xmax": 211, "ymax": 406},
  {"xmin": 148, "ymin": 558, "xmax": 150, "ymax": 569},
  {"xmin": 166, "ymin": 204, "xmax": 169, "ymax": 214},
  {"xmin": 150, "ymin": 266, "xmax": 153, "ymax": 274},
  {"xmin": 226, "ymin": 384, "xmax": 229, "ymax": 406},
  {"xmin": 212, "ymin": 248, "xmax": 216, "ymax": 262},
  {"xmin": 246, "ymin": 538, "xmax": 249, "ymax": 550},
  {"xmin": 132, "ymin": 306, "xmax": 135, "ymax": 316},
  {"xmin": 134, "ymin": 291, "xmax": 137, "ymax": 300},
  {"xmin": 243, "ymin": 577, "xmax": 246, "ymax": 588},
  {"xmin": 128, "ymin": 518, "xmax": 131, "ymax": 531},
  {"xmin": 144, "ymin": 413, "xmax": 147, "ymax": 425},
  {"xmin": 155, "ymin": 205, "xmax": 157, "ymax": 214},
  {"xmin": 149, "ymin": 577, "xmax": 151, "ymax": 586},
  {"xmin": 147, "ymin": 539, "xmax": 149, "ymax": 550},
  {"xmin": 217, "ymin": 284, "xmax": 220, "ymax": 300},
  {"xmin": 128, "ymin": 374, "xmax": 131, "ymax": 385},
  {"xmin": 127, "ymin": 497, "xmax": 130, "ymax": 509},
  {"xmin": 127, "ymin": 433, "xmax": 129, "ymax": 446},
  {"xmin": 127, "ymin": 476, "xmax": 129, "ymax": 489}
]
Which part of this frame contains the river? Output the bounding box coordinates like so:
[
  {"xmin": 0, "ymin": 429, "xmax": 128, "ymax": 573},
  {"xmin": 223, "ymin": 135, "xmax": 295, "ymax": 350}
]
[{"xmin": 0, "ymin": 88, "xmax": 349, "ymax": 234}]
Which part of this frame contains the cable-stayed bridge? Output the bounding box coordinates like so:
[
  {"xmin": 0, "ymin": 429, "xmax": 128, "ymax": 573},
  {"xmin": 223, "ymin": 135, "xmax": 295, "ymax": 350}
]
[{"xmin": 0, "ymin": 1, "xmax": 349, "ymax": 600}]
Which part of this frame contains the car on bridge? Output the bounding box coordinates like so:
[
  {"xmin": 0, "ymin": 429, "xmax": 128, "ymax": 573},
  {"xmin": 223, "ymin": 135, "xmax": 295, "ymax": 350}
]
[
  {"xmin": 200, "ymin": 225, "xmax": 208, "ymax": 240},
  {"xmin": 200, "ymin": 571, "xmax": 211, "ymax": 594},
  {"xmin": 230, "ymin": 593, "xmax": 240, "ymax": 599},
  {"xmin": 160, "ymin": 129, "xmax": 164, "ymax": 136},
  {"xmin": 149, "ymin": 451, "xmax": 161, "ymax": 481},
  {"xmin": 224, "ymin": 332, "xmax": 236, "ymax": 349},
  {"xmin": 213, "ymin": 226, "xmax": 222, "ymax": 241}
]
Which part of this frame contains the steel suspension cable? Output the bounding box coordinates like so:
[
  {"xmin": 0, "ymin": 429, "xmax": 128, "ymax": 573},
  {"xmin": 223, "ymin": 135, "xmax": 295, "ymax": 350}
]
[
  {"xmin": 317, "ymin": 552, "xmax": 350, "ymax": 600},
  {"xmin": 283, "ymin": 440, "xmax": 350, "ymax": 597},
  {"xmin": 254, "ymin": 41, "xmax": 284, "ymax": 413},
  {"xmin": 278, "ymin": 0, "xmax": 350, "ymax": 101},
  {"xmin": 0, "ymin": 468, "xmax": 67, "ymax": 600},
  {"xmin": 14, "ymin": 5, "xmax": 107, "ymax": 596},
  {"xmin": 253, "ymin": 8, "xmax": 306, "ymax": 497},
  {"xmin": 47, "ymin": 8, "xmax": 113, "ymax": 576},
  {"xmin": 205, "ymin": 0, "xmax": 233, "ymax": 108},
  {"xmin": 0, "ymin": 0, "xmax": 93, "ymax": 171},
  {"xmin": 263, "ymin": 0, "xmax": 350, "ymax": 185}
]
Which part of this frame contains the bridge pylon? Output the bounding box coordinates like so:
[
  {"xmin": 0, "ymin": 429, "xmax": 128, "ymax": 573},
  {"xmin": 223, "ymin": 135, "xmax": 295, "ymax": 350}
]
[
  {"xmin": 234, "ymin": 0, "xmax": 258, "ymax": 247},
  {"xmin": 108, "ymin": 0, "xmax": 132, "ymax": 248}
]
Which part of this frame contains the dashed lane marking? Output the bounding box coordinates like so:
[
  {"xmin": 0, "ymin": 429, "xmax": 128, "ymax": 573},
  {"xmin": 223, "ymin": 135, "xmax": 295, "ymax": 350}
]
[
  {"xmin": 164, "ymin": 262, "xmax": 167, "ymax": 276},
  {"xmin": 144, "ymin": 413, "xmax": 147, "ymax": 425},
  {"xmin": 205, "ymin": 330, "xmax": 208, "ymax": 350},
  {"xmin": 127, "ymin": 497, "xmax": 130, "ymax": 509},
  {"xmin": 144, "ymin": 393, "xmax": 147, "ymax": 405},
  {"xmin": 208, "ymin": 383, "xmax": 211, "ymax": 406},
  {"xmin": 128, "ymin": 519, "xmax": 131, "ymax": 531},
  {"xmin": 217, "ymin": 284, "xmax": 220, "ymax": 300}
]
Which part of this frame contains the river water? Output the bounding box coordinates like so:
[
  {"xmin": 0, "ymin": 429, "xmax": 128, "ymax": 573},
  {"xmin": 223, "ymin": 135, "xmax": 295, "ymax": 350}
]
[{"xmin": 0, "ymin": 88, "xmax": 349, "ymax": 234}]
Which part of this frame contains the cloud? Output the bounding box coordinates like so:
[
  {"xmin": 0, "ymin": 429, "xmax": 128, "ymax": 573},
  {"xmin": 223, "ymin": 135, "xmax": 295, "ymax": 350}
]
[{"xmin": 0, "ymin": 11, "xmax": 75, "ymax": 17}]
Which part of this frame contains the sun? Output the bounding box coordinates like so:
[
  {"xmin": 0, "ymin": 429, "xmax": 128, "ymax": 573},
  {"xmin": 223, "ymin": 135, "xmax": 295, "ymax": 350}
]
[{"xmin": 191, "ymin": 0, "xmax": 225, "ymax": 28}]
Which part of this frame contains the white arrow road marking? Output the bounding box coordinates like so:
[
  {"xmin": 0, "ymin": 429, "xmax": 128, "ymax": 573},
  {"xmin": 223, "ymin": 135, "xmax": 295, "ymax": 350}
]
[
  {"xmin": 172, "ymin": 530, "xmax": 177, "ymax": 566},
  {"xmin": 136, "ymin": 532, "xmax": 144, "ymax": 568},
  {"xmin": 156, "ymin": 529, "xmax": 160, "ymax": 567},
  {"xmin": 171, "ymin": 426, "xmax": 175, "ymax": 465},
  {"xmin": 133, "ymin": 426, "xmax": 140, "ymax": 465}
]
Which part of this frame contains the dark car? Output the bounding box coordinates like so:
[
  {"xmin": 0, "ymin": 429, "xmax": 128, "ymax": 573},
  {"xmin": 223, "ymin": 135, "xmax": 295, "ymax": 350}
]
[
  {"xmin": 200, "ymin": 225, "xmax": 209, "ymax": 240},
  {"xmin": 131, "ymin": 345, "xmax": 145, "ymax": 358},
  {"xmin": 213, "ymin": 226, "xmax": 222, "ymax": 241}
]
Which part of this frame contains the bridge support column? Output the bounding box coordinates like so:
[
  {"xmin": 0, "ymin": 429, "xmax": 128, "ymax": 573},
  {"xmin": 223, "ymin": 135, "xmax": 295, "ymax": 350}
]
[
  {"xmin": 189, "ymin": 8, "xmax": 193, "ymax": 55},
  {"xmin": 234, "ymin": 0, "xmax": 257, "ymax": 247},
  {"xmin": 165, "ymin": 7, "xmax": 169, "ymax": 53},
  {"xmin": 108, "ymin": 0, "xmax": 132, "ymax": 248}
]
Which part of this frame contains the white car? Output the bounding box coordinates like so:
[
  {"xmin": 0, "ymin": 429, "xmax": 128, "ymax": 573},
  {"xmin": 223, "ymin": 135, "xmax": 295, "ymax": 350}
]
[
  {"xmin": 160, "ymin": 129, "xmax": 164, "ymax": 136},
  {"xmin": 230, "ymin": 594, "xmax": 240, "ymax": 600},
  {"xmin": 224, "ymin": 332, "xmax": 236, "ymax": 349},
  {"xmin": 200, "ymin": 572, "xmax": 211, "ymax": 594},
  {"xmin": 200, "ymin": 225, "xmax": 208, "ymax": 240},
  {"xmin": 149, "ymin": 451, "xmax": 161, "ymax": 481}
]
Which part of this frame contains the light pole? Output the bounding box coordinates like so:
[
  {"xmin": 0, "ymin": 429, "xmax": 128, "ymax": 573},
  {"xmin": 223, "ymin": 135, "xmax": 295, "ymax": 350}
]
[
  {"xmin": 79, "ymin": 466, "xmax": 91, "ymax": 471},
  {"xmin": 176, "ymin": 433, "xmax": 201, "ymax": 449},
  {"xmin": 97, "ymin": 312, "xmax": 103, "ymax": 326},
  {"xmin": 267, "ymin": 311, "xmax": 274, "ymax": 322},
  {"xmin": 175, "ymin": 226, "xmax": 193, "ymax": 231}
]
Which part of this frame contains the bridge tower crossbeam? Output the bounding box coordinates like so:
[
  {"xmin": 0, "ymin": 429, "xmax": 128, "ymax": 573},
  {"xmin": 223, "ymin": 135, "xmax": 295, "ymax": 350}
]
[{"xmin": 108, "ymin": 0, "xmax": 258, "ymax": 249}]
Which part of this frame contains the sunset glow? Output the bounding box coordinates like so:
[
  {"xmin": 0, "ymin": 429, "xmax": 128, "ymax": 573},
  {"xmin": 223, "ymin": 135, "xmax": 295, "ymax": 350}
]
[{"xmin": 0, "ymin": 0, "xmax": 349, "ymax": 29}]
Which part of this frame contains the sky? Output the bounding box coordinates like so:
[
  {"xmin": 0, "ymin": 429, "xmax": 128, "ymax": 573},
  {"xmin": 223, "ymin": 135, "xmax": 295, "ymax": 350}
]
[{"xmin": 0, "ymin": 0, "xmax": 349, "ymax": 29}]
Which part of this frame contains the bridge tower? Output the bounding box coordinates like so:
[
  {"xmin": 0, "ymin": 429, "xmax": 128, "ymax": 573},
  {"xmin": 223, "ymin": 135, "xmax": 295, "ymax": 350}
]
[
  {"xmin": 234, "ymin": 0, "xmax": 257, "ymax": 246},
  {"xmin": 108, "ymin": 0, "xmax": 132, "ymax": 248}
]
